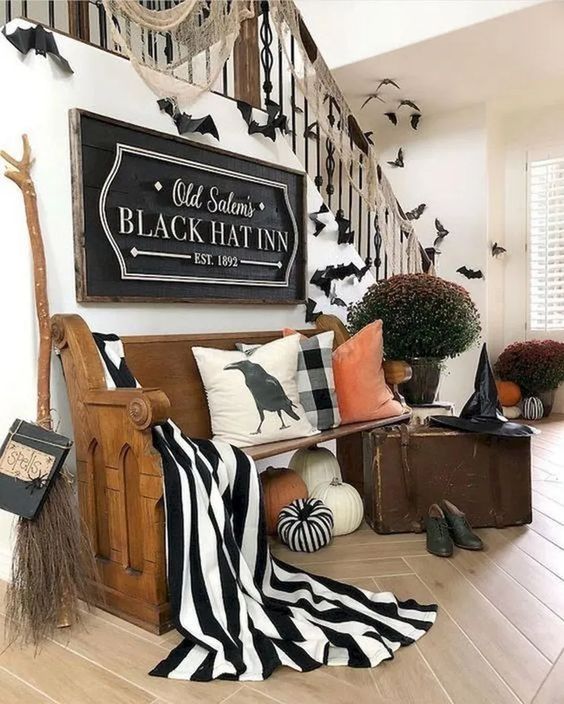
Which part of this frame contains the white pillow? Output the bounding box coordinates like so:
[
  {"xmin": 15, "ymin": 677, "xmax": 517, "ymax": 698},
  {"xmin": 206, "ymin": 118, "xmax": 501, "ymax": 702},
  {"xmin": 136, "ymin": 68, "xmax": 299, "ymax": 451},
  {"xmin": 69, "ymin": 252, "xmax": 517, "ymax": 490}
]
[{"xmin": 193, "ymin": 334, "xmax": 319, "ymax": 448}]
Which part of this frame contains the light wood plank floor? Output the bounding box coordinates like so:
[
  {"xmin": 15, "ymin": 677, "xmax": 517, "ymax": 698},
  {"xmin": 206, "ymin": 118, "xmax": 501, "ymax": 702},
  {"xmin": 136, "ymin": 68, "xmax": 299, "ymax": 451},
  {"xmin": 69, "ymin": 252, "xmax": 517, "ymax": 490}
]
[{"xmin": 2, "ymin": 416, "xmax": 564, "ymax": 704}]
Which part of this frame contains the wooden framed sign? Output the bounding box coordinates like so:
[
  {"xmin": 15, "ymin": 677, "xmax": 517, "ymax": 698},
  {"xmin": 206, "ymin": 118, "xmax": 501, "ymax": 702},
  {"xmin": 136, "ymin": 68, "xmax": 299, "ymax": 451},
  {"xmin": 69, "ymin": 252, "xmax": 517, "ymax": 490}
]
[{"xmin": 69, "ymin": 110, "xmax": 307, "ymax": 303}]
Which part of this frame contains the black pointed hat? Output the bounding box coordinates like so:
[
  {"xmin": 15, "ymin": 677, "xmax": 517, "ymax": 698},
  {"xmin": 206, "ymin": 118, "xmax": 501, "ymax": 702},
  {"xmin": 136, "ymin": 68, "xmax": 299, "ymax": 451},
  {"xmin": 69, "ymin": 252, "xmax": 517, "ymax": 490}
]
[{"xmin": 430, "ymin": 343, "xmax": 537, "ymax": 437}]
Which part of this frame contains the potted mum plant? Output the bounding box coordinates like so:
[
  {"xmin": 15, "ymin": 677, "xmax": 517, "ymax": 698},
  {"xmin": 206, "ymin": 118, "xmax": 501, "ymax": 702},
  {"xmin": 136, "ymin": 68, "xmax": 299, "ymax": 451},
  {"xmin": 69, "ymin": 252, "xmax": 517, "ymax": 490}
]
[
  {"xmin": 494, "ymin": 340, "xmax": 564, "ymax": 416},
  {"xmin": 348, "ymin": 273, "xmax": 481, "ymax": 404}
]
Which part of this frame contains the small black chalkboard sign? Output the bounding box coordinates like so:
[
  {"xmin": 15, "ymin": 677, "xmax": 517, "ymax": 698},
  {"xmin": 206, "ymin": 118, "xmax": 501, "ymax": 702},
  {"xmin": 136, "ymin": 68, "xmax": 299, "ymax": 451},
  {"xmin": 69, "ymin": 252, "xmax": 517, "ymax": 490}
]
[{"xmin": 0, "ymin": 420, "xmax": 73, "ymax": 519}]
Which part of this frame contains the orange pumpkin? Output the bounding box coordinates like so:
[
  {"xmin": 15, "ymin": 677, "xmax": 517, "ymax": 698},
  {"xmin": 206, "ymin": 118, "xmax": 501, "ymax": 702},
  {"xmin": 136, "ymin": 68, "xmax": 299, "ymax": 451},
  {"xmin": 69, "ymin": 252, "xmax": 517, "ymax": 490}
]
[
  {"xmin": 260, "ymin": 467, "xmax": 308, "ymax": 535},
  {"xmin": 496, "ymin": 380, "xmax": 522, "ymax": 407}
]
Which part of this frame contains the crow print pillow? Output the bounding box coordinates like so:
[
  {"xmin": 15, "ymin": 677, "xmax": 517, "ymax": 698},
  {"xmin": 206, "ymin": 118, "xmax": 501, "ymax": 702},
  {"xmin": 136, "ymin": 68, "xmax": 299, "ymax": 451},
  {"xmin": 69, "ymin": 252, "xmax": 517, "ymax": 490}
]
[{"xmin": 193, "ymin": 334, "xmax": 319, "ymax": 448}]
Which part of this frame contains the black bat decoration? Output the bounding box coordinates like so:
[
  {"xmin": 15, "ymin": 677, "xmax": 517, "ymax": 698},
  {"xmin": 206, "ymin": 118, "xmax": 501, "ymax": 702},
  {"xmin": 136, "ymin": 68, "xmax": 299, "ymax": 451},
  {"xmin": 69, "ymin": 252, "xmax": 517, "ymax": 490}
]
[
  {"xmin": 237, "ymin": 99, "xmax": 287, "ymax": 141},
  {"xmin": 311, "ymin": 260, "xmax": 370, "ymax": 298},
  {"xmin": 457, "ymin": 266, "xmax": 484, "ymax": 280},
  {"xmin": 492, "ymin": 242, "xmax": 507, "ymax": 257},
  {"xmin": 433, "ymin": 218, "xmax": 449, "ymax": 248},
  {"xmin": 2, "ymin": 24, "xmax": 73, "ymax": 74},
  {"xmin": 364, "ymin": 131, "xmax": 374, "ymax": 145},
  {"xmin": 410, "ymin": 113, "xmax": 421, "ymax": 130},
  {"xmin": 405, "ymin": 203, "xmax": 427, "ymax": 221},
  {"xmin": 157, "ymin": 98, "xmax": 219, "ymax": 140},
  {"xmin": 335, "ymin": 211, "xmax": 355, "ymax": 244},
  {"xmin": 399, "ymin": 99, "xmax": 421, "ymax": 112},
  {"xmin": 309, "ymin": 203, "xmax": 330, "ymax": 237},
  {"xmin": 329, "ymin": 287, "xmax": 347, "ymax": 308},
  {"xmin": 387, "ymin": 148, "xmax": 404, "ymax": 168},
  {"xmin": 305, "ymin": 298, "xmax": 321, "ymax": 323},
  {"xmin": 384, "ymin": 112, "xmax": 398, "ymax": 125},
  {"xmin": 361, "ymin": 93, "xmax": 386, "ymax": 109},
  {"xmin": 304, "ymin": 120, "xmax": 319, "ymax": 140},
  {"xmin": 375, "ymin": 78, "xmax": 400, "ymax": 91}
]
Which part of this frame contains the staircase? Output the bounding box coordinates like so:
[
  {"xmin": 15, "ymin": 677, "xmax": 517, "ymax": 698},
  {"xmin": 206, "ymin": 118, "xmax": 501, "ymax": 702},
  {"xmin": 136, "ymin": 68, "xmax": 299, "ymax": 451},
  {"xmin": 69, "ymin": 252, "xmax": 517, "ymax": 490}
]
[{"xmin": 1, "ymin": 0, "xmax": 425, "ymax": 284}]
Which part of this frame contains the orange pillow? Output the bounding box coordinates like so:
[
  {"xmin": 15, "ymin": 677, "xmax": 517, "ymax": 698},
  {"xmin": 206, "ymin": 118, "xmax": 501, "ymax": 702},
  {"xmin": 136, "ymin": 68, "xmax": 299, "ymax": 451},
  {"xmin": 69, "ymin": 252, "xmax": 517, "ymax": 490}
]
[{"xmin": 332, "ymin": 320, "xmax": 403, "ymax": 424}]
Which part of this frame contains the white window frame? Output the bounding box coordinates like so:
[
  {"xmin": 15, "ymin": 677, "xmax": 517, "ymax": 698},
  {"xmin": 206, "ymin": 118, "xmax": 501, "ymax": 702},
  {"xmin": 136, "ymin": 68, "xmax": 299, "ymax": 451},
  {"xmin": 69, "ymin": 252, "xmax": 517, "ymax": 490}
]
[{"xmin": 526, "ymin": 145, "xmax": 564, "ymax": 341}]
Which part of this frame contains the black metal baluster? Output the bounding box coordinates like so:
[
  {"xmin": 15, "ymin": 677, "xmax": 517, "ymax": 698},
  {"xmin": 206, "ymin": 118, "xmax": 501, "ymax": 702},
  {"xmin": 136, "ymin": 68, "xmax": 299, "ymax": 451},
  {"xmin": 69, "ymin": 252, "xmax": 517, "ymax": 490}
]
[
  {"xmin": 146, "ymin": 1, "xmax": 154, "ymax": 60},
  {"xmin": 374, "ymin": 213, "xmax": 382, "ymax": 279},
  {"xmin": 222, "ymin": 59, "xmax": 229, "ymax": 96},
  {"xmin": 259, "ymin": 0, "xmax": 274, "ymax": 106},
  {"xmin": 96, "ymin": 0, "xmax": 107, "ymax": 49},
  {"xmin": 290, "ymin": 37, "xmax": 296, "ymax": 153},
  {"xmin": 48, "ymin": 0, "xmax": 55, "ymax": 26},
  {"xmin": 366, "ymin": 202, "xmax": 371, "ymax": 263},
  {"xmin": 325, "ymin": 100, "xmax": 336, "ymax": 207},
  {"xmin": 357, "ymin": 155, "xmax": 363, "ymax": 254},
  {"xmin": 5, "ymin": 1, "xmax": 11, "ymax": 22},
  {"xmin": 21, "ymin": 0, "xmax": 28, "ymax": 18},
  {"xmin": 314, "ymin": 120, "xmax": 322, "ymax": 190},
  {"xmin": 304, "ymin": 97, "xmax": 309, "ymax": 174},
  {"xmin": 277, "ymin": 38, "xmax": 283, "ymax": 110},
  {"xmin": 348, "ymin": 136, "xmax": 354, "ymax": 233}
]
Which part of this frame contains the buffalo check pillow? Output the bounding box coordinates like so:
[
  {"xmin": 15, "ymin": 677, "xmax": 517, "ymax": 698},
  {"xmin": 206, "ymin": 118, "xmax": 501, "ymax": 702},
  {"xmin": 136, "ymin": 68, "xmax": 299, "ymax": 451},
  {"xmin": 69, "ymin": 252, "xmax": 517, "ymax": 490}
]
[{"xmin": 237, "ymin": 330, "xmax": 341, "ymax": 431}]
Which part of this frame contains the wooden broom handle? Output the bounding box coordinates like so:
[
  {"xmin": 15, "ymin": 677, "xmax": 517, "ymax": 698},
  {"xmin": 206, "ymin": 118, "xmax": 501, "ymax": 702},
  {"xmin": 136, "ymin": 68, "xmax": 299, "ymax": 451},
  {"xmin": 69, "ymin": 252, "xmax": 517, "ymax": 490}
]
[{"xmin": 1, "ymin": 136, "xmax": 52, "ymax": 430}]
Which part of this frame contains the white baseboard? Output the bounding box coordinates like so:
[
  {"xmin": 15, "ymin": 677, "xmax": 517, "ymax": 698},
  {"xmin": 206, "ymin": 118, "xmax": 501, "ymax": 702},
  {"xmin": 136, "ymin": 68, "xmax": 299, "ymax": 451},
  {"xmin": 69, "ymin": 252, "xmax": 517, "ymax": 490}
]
[{"xmin": 0, "ymin": 548, "xmax": 12, "ymax": 582}]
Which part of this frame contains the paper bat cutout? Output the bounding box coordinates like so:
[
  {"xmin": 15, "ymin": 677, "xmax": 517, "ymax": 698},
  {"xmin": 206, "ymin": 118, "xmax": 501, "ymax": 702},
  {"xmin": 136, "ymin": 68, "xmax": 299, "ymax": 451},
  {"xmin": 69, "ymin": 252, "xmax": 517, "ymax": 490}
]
[
  {"xmin": 376, "ymin": 78, "xmax": 400, "ymax": 91},
  {"xmin": 492, "ymin": 242, "xmax": 507, "ymax": 257},
  {"xmin": 305, "ymin": 298, "xmax": 321, "ymax": 323},
  {"xmin": 157, "ymin": 98, "xmax": 219, "ymax": 140},
  {"xmin": 405, "ymin": 203, "xmax": 426, "ymax": 221},
  {"xmin": 329, "ymin": 284, "xmax": 347, "ymax": 308},
  {"xmin": 335, "ymin": 212, "xmax": 355, "ymax": 245},
  {"xmin": 434, "ymin": 219, "xmax": 449, "ymax": 248},
  {"xmin": 410, "ymin": 113, "xmax": 421, "ymax": 130},
  {"xmin": 237, "ymin": 99, "xmax": 287, "ymax": 141},
  {"xmin": 387, "ymin": 148, "xmax": 404, "ymax": 168},
  {"xmin": 361, "ymin": 93, "xmax": 386, "ymax": 109},
  {"xmin": 290, "ymin": 98, "xmax": 303, "ymax": 114},
  {"xmin": 309, "ymin": 203, "xmax": 331, "ymax": 237},
  {"xmin": 304, "ymin": 120, "xmax": 319, "ymax": 140},
  {"xmin": 384, "ymin": 112, "xmax": 398, "ymax": 125},
  {"xmin": 310, "ymin": 260, "xmax": 371, "ymax": 296},
  {"xmin": 457, "ymin": 266, "xmax": 484, "ymax": 280},
  {"xmin": 399, "ymin": 99, "xmax": 421, "ymax": 112},
  {"xmin": 2, "ymin": 24, "xmax": 73, "ymax": 74}
]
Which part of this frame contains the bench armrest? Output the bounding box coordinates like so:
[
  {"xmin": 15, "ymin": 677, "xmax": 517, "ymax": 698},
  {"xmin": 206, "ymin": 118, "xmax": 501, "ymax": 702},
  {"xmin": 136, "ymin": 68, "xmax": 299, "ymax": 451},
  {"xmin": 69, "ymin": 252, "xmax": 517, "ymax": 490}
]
[{"xmin": 85, "ymin": 388, "xmax": 171, "ymax": 430}]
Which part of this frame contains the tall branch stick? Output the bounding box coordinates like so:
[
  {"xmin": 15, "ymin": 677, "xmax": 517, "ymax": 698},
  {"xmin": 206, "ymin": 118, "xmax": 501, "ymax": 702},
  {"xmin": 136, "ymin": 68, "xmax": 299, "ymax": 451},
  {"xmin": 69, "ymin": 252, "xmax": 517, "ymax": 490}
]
[{"xmin": 1, "ymin": 135, "xmax": 52, "ymax": 429}]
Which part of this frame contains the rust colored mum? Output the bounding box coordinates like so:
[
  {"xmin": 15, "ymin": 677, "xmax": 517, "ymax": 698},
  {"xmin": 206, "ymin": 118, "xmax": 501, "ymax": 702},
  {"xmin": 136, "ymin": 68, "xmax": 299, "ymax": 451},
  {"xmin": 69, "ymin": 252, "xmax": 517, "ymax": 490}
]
[
  {"xmin": 347, "ymin": 273, "xmax": 481, "ymax": 359},
  {"xmin": 495, "ymin": 340, "xmax": 564, "ymax": 394}
]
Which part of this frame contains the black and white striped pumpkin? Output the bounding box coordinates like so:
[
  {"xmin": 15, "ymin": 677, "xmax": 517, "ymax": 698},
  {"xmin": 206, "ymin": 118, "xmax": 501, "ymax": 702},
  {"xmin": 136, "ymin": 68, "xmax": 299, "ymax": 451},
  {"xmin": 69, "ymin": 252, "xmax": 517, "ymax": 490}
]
[
  {"xmin": 522, "ymin": 396, "xmax": 543, "ymax": 420},
  {"xmin": 277, "ymin": 498, "xmax": 334, "ymax": 552}
]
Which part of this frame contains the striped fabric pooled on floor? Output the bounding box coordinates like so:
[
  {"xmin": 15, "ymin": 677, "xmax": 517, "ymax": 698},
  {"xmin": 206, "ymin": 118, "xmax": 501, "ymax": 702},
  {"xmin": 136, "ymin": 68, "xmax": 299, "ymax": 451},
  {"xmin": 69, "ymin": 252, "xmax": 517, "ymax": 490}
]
[{"xmin": 93, "ymin": 332, "xmax": 437, "ymax": 682}]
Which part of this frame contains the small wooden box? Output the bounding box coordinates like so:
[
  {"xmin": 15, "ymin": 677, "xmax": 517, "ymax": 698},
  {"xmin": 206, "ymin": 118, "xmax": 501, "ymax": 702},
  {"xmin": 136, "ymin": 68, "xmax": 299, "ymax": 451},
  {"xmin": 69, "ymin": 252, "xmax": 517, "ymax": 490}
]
[{"xmin": 363, "ymin": 426, "xmax": 532, "ymax": 534}]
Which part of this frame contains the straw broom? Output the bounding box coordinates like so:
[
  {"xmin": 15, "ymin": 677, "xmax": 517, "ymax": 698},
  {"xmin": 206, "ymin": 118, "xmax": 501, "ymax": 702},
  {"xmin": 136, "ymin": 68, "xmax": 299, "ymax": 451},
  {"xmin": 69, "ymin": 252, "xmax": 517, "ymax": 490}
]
[{"xmin": 1, "ymin": 135, "xmax": 97, "ymax": 647}]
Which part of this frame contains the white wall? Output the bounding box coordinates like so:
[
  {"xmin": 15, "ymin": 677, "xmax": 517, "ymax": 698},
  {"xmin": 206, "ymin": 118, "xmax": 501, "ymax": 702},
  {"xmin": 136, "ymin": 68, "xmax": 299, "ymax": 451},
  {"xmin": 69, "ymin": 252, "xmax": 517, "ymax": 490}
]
[
  {"xmin": 0, "ymin": 22, "xmax": 374, "ymax": 576},
  {"xmin": 296, "ymin": 0, "xmax": 546, "ymax": 69},
  {"xmin": 491, "ymin": 100, "xmax": 564, "ymax": 411},
  {"xmin": 378, "ymin": 105, "xmax": 490, "ymax": 410}
]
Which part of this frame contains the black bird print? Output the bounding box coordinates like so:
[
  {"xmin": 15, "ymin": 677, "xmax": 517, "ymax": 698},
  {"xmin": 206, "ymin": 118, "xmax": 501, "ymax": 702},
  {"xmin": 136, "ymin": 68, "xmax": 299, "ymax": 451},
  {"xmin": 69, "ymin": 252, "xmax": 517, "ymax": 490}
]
[
  {"xmin": 387, "ymin": 148, "xmax": 404, "ymax": 168},
  {"xmin": 361, "ymin": 93, "xmax": 386, "ymax": 109},
  {"xmin": 224, "ymin": 360, "xmax": 300, "ymax": 434},
  {"xmin": 384, "ymin": 112, "xmax": 398, "ymax": 125},
  {"xmin": 376, "ymin": 78, "xmax": 401, "ymax": 91}
]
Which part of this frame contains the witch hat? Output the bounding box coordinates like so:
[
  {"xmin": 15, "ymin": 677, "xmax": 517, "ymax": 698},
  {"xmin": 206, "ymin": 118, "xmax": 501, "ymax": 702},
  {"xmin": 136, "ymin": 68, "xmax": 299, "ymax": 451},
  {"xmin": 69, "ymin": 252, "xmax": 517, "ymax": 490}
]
[{"xmin": 430, "ymin": 343, "xmax": 537, "ymax": 437}]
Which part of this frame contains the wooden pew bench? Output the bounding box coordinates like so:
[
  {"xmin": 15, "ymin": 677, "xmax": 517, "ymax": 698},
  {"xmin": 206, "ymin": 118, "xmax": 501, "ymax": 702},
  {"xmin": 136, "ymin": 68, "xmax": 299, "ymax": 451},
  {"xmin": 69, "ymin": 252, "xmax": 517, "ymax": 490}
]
[{"xmin": 52, "ymin": 313, "xmax": 410, "ymax": 634}]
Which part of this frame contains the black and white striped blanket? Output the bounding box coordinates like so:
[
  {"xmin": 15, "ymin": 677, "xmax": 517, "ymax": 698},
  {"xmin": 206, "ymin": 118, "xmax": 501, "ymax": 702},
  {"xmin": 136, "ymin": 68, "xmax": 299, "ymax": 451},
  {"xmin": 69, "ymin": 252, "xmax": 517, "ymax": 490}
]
[{"xmin": 93, "ymin": 333, "xmax": 437, "ymax": 682}]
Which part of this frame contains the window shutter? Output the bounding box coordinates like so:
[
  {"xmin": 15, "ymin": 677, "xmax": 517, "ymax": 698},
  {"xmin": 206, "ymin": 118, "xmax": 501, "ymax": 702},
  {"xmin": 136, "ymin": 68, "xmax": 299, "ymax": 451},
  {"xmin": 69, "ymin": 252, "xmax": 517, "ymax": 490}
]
[{"xmin": 528, "ymin": 156, "xmax": 564, "ymax": 332}]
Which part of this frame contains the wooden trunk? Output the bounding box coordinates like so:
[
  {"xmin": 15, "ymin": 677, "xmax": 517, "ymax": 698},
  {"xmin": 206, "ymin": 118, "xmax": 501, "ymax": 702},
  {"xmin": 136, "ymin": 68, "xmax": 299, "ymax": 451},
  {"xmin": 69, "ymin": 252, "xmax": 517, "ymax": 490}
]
[{"xmin": 363, "ymin": 426, "xmax": 532, "ymax": 534}]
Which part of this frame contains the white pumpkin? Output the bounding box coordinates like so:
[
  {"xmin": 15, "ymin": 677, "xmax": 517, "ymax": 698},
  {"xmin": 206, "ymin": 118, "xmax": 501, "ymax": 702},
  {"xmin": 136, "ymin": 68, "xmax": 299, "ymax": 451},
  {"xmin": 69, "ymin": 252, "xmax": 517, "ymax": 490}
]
[
  {"xmin": 310, "ymin": 478, "xmax": 363, "ymax": 536},
  {"xmin": 289, "ymin": 445, "xmax": 342, "ymax": 494},
  {"xmin": 503, "ymin": 405, "xmax": 521, "ymax": 419}
]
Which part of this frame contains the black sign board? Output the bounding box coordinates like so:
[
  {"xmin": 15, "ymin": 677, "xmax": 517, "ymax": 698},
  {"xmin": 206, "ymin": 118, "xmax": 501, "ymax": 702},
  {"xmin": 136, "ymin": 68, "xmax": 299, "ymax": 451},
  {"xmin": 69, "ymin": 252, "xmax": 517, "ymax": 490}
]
[{"xmin": 70, "ymin": 110, "xmax": 307, "ymax": 303}]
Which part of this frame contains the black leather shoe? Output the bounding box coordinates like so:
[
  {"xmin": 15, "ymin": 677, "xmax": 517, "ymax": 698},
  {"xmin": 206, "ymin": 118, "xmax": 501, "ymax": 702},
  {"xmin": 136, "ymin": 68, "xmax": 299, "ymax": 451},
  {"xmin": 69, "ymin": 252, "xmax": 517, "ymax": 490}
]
[
  {"xmin": 441, "ymin": 500, "xmax": 483, "ymax": 550},
  {"xmin": 425, "ymin": 504, "xmax": 453, "ymax": 557}
]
